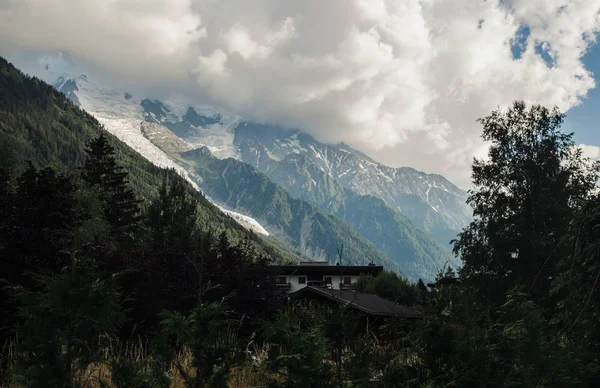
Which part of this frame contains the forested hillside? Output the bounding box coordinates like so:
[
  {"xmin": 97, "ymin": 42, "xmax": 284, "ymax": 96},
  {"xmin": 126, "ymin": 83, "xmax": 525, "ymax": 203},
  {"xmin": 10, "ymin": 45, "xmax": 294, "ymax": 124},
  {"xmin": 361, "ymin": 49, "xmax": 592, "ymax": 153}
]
[
  {"xmin": 0, "ymin": 56, "xmax": 299, "ymax": 262},
  {"xmin": 181, "ymin": 147, "xmax": 402, "ymax": 270}
]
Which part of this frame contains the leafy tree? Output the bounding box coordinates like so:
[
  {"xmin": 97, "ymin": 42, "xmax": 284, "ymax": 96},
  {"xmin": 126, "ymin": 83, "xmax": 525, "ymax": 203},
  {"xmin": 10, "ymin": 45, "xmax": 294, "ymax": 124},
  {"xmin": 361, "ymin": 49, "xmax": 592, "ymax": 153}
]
[
  {"xmin": 145, "ymin": 178, "xmax": 199, "ymax": 260},
  {"xmin": 208, "ymin": 233, "xmax": 282, "ymax": 335},
  {"xmin": 0, "ymin": 165, "xmax": 79, "ymax": 379},
  {"xmin": 454, "ymin": 101, "xmax": 598, "ymax": 309},
  {"xmin": 552, "ymin": 196, "xmax": 600, "ymax": 384},
  {"xmin": 489, "ymin": 291, "xmax": 587, "ymax": 387},
  {"xmin": 1, "ymin": 163, "xmax": 77, "ymax": 279}
]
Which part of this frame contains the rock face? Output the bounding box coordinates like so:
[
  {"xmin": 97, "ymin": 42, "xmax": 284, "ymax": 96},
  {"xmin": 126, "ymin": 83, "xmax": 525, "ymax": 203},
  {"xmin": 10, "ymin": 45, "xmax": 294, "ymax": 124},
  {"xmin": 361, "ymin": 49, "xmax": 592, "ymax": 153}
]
[
  {"xmin": 136, "ymin": 110, "xmax": 472, "ymax": 247},
  {"xmin": 137, "ymin": 117, "xmax": 461, "ymax": 281},
  {"xmin": 233, "ymin": 123, "xmax": 472, "ymax": 247}
]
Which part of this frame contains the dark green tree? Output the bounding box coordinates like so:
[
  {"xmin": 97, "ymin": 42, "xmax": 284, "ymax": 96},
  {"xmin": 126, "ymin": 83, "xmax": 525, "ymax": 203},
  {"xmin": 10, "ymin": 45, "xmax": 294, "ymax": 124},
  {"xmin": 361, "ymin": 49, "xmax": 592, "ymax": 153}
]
[
  {"xmin": 0, "ymin": 163, "xmax": 77, "ymax": 282},
  {"xmin": 128, "ymin": 177, "xmax": 201, "ymax": 331},
  {"xmin": 209, "ymin": 232, "xmax": 282, "ymax": 335},
  {"xmin": 454, "ymin": 101, "xmax": 598, "ymax": 310},
  {"xmin": 161, "ymin": 300, "xmax": 238, "ymax": 388},
  {"xmin": 83, "ymin": 134, "xmax": 141, "ymax": 242},
  {"xmin": 262, "ymin": 308, "xmax": 331, "ymax": 387},
  {"xmin": 355, "ymin": 272, "xmax": 422, "ymax": 306},
  {"xmin": 11, "ymin": 263, "xmax": 124, "ymax": 388},
  {"xmin": 552, "ymin": 195, "xmax": 600, "ymax": 384}
]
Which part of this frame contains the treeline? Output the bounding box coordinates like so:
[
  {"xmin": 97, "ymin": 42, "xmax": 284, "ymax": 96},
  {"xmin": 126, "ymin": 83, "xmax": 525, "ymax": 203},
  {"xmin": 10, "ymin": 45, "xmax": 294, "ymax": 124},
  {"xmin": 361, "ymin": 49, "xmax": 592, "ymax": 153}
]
[
  {"xmin": 0, "ymin": 135, "xmax": 283, "ymax": 386},
  {"xmin": 0, "ymin": 134, "xmax": 430, "ymax": 387},
  {"xmin": 0, "ymin": 55, "xmax": 300, "ymax": 264}
]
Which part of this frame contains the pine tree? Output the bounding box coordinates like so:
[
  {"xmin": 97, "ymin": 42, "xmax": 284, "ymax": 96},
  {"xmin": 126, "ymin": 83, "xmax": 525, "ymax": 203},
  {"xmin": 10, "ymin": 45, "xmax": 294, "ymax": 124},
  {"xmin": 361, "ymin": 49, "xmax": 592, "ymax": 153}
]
[{"xmin": 83, "ymin": 134, "xmax": 141, "ymax": 242}]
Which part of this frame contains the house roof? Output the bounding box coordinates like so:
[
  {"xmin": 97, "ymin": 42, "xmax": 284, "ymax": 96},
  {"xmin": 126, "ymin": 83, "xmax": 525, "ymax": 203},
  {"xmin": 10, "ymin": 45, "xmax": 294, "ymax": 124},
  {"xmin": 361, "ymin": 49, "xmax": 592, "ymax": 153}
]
[
  {"xmin": 268, "ymin": 264, "xmax": 383, "ymax": 276},
  {"xmin": 289, "ymin": 286, "xmax": 425, "ymax": 319}
]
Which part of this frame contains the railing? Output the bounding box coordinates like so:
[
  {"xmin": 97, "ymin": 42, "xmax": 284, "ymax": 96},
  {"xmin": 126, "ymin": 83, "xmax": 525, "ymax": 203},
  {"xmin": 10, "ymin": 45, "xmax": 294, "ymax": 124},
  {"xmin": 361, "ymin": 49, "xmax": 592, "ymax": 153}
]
[{"xmin": 276, "ymin": 282, "xmax": 291, "ymax": 290}]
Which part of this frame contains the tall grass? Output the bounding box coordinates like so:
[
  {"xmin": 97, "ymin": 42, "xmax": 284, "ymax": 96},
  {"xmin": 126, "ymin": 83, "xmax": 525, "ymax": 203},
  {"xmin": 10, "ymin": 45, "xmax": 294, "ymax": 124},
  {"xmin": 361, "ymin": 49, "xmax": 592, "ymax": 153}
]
[{"xmin": 2, "ymin": 337, "xmax": 270, "ymax": 388}]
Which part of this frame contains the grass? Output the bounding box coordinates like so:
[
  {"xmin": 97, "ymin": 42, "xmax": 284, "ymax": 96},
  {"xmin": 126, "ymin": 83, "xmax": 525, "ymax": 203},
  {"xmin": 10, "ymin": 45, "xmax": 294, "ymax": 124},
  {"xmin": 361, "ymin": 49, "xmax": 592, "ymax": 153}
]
[{"xmin": 2, "ymin": 339, "xmax": 270, "ymax": 388}]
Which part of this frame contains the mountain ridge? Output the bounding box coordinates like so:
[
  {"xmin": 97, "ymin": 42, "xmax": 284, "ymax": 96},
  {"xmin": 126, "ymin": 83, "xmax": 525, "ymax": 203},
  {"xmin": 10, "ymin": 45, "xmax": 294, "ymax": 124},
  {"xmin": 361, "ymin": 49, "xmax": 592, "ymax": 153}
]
[
  {"xmin": 142, "ymin": 122, "xmax": 457, "ymax": 280},
  {"xmin": 17, "ymin": 57, "xmax": 468, "ymax": 279}
]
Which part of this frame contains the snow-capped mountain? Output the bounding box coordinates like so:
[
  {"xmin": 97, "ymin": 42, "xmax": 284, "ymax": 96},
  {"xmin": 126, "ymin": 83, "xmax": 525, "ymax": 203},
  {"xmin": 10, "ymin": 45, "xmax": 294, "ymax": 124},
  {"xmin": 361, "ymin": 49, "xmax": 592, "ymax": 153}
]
[
  {"xmin": 232, "ymin": 124, "xmax": 472, "ymax": 246},
  {"xmin": 34, "ymin": 54, "xmax": 470, "ymax": 250},
  {"xmin": 126, "ymin": 95, "xmax": 471, "ymax": 246},
  {"xmin": 127, "ymin": 94, "xmax": 471, "ymax": 245},
  {"xmin": 39, "ymin": 61, "xmax": 269, "ymax": 236}
]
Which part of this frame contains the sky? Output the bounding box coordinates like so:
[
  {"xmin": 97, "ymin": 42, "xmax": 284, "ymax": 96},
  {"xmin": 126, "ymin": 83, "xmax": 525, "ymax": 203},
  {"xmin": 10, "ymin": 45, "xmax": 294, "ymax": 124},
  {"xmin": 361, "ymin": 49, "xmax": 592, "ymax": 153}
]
[
  {"xmin": 1, "ymin": 0, "xmax": 600, "ymax": 188},
  {"xmin": 565, "ymin": 44, "xmax": 600, "ymax": 159}
]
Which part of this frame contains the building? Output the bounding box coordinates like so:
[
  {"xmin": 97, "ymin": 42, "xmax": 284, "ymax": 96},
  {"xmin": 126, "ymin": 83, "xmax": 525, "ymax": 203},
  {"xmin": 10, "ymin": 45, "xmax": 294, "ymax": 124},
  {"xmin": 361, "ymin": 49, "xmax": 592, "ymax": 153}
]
[
  {"xmin": 290, "ymin": 286, "xmax": 425, "ymax": 319},
  {"xmin": 268, "ymin": 261, "xmax": 383, "ymax": 293}
]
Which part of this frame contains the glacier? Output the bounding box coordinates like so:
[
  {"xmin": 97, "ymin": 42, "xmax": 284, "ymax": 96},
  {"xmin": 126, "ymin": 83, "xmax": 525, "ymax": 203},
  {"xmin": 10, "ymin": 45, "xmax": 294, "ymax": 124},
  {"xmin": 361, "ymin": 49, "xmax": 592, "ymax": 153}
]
[{"xmin": 36, "ymin": 63, "xmax": 270, "ymax": 237}]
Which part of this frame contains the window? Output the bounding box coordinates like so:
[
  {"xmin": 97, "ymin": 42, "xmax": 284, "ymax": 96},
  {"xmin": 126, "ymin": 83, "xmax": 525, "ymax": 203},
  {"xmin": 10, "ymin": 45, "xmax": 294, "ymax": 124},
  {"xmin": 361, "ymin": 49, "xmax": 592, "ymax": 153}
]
[
  {"xmin": 343, "ymin": 276, "xmax": 352, "ymax": 285},
  {"xmin": 277, "ymin": 276, "xmax": 286, "ymax": 284},
  {"xmin": 298, "ymin": 276, "xmax": 306, "ymax": 284},
  {"xmin": 323, "ymin": 276, "xmax": 332, "ymax": 284}
]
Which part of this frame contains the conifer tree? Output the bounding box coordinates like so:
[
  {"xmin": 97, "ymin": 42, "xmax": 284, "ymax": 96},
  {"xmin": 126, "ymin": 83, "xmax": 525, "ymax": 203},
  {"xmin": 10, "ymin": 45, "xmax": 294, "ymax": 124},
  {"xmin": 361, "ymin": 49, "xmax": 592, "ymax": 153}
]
[
  {"xmin": 83, "ymin": 134, "xmax": 141, "ymax": 242},
  {"xmin": 12, "ymin": 263, "xmax": 124, "ymax": 388}
]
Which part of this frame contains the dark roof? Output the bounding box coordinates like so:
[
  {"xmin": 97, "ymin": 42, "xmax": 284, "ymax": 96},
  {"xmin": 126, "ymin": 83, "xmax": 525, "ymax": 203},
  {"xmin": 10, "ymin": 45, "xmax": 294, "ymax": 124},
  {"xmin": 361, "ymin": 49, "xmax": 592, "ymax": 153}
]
[
  {"xmin": 290, "ymin": 286, "xmax": 425, "ymax": 319},
  {"xmin": 268, "ymin": 265, "xmax": 383, "ymax": 276}
]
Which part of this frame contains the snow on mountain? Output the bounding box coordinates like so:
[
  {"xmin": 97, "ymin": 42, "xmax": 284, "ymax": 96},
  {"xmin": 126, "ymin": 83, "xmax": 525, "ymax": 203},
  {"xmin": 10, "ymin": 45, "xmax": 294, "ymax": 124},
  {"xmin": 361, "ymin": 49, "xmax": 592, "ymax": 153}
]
[
  {"xmin": 33, "ymin": 55, "xmax": 470, "ymax": 242},
  {"xmin": 37, "ymin": 64, "xmax": 269, "ymax": 236},
  {"xmin": 139, "ymin": 97, "xmax": 241, "ymax": 160},
  {"xmin": 217, "ymin": 208, "xmax": 270, "ymax": 236},
  {"xmin": 233, "ymin": 123, "xmax": 472, "ymax": 244}
]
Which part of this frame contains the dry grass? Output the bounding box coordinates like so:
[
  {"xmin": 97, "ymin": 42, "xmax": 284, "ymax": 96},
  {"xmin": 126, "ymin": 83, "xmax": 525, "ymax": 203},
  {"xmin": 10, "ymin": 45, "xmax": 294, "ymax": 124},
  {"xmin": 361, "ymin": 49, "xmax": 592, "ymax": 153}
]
[{"xmin": 2, "ymin": 339, "xmax": 269, "ymax": 388}]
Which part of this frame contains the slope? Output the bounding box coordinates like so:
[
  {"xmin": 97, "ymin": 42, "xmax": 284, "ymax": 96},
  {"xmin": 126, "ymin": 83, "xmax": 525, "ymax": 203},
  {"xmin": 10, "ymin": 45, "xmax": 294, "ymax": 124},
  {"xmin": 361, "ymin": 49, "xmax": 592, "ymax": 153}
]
[
  {"xmin": 234, "ymin": 123, "xmax": 472, "ymax": 246},
  {"xmin": 261, "ymin": 152, "xmax": 459, "ymax": 279},
  {"xmin": 142, "ymin": 119, "xmax": 456, "ymax": 280},
  {"xmin": 179, "ymin": 146, "xmax": 403, "ymax": 274},
  {"xmin": 0, "ymin": 56, "xmax": 298, "ymax": 262}
]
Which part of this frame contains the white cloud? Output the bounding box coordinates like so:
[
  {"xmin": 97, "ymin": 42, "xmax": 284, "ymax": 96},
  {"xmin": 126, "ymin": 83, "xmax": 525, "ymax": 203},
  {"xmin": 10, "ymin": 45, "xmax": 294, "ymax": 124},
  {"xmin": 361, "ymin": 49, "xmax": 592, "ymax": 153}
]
[
  {"xmin": 580, "ymin": 144, "xmax": 600, "ymax": 160},
  {"xmin": 1, "ymin": 0, "xmax": 600, "ymax": 187}
]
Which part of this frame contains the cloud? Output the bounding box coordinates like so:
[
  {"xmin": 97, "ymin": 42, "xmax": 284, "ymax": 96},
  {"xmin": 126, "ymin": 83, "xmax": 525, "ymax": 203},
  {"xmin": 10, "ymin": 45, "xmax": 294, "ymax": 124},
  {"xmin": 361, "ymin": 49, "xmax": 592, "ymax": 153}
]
[
  {"xmin": 1, "ymin": 0, "xmax": 600, "ymax": 187},
  {"xmin": 580, "ymin": 144, "xmax": 600, "ymax": 160}
]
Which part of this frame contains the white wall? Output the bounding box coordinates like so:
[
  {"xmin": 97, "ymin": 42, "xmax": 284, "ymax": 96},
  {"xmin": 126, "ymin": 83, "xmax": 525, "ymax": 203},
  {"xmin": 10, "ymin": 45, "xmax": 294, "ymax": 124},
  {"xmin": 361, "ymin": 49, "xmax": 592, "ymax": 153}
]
[{"xmin": 284, "ymin": 274, "xmax": 360, "ymax": 293}]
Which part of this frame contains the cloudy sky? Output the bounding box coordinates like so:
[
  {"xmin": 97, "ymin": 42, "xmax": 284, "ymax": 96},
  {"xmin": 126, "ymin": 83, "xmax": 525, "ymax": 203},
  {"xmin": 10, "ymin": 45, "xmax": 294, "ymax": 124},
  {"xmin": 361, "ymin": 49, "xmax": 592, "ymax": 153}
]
[{"xmin": 1, "ymin": 0, "xmax": 600, "ymax": 187}]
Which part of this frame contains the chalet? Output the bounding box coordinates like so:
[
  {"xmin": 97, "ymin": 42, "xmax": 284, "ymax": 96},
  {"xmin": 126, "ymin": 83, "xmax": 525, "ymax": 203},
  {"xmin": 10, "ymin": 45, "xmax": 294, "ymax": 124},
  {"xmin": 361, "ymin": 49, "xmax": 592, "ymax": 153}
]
[
  {"xmin": 268, "ymin": 261, "xmax": 383, "ymax": 293},
  {"xmin": 290, "ymin": 286, "xmax": 425, "ymax": 319}
]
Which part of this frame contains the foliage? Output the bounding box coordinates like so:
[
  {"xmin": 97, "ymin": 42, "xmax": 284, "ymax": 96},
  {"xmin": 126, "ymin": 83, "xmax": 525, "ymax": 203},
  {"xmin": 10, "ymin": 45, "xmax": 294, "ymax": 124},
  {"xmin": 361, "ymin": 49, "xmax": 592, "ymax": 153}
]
[
  {"xmin": 355, "ymin": 272, "xmax": 423, "ymax": 307},
  {"xmin": 161, "ymin": 300, "xmax": 238, "ymax": 388},
  {"xmin": 552, "ymin": 196, "xmax": 600, "ymax": 385},
  {"xmin": 83, "ymin": 134, "xmax": 142, "ymax": 242},
  {"xmin": 11, "ymin": 263, "xmax": 124, "ymax": 388},
  {"xmin": 262, "ymin": 307, "xmax": 332, "ymax": 387},
  {"xmin": 454, "ymin": 101, "xmax": 599, "ymax": 309}
]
